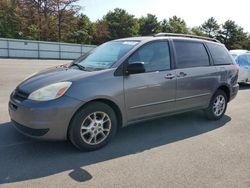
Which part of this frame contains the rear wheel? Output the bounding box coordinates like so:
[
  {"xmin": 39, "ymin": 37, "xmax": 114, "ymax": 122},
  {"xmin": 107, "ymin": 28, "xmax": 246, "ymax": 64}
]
[
  {"xmin": 205, "ymin": 90, "xmax": 228, "ymax": 120},
  {"xmin": 69, "ymin": 102, "xmax": 118, "ymax": 151}
]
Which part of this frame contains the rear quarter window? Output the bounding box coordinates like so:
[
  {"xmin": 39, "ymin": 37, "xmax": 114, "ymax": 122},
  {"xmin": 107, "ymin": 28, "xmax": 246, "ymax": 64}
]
[{"xmin": 207, "ymin": 43, "xmax": 233, "ymax": 65}]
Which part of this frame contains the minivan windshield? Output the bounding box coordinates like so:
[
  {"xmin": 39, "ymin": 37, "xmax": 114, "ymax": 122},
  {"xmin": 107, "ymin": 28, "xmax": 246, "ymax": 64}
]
[{"xmin": 72, "ymin": 40, "xmax": 139, "ymax": 70}]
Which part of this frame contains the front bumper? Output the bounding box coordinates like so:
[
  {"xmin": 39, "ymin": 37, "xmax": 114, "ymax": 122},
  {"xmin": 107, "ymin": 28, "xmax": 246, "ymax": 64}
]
[{"xmin": 9, "ymin": 93, "xmax": 83, "ymax": 140}]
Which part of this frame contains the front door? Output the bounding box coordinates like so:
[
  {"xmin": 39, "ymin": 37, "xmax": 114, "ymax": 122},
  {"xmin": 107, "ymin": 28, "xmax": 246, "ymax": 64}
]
[{"xmin": 124, "ymin": 41, "xmax": 176, "ymax": 122}]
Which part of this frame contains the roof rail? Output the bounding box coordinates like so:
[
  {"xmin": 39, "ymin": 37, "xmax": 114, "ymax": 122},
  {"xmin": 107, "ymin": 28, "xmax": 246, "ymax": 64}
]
[{"xmin": 154, "ymin": 33, "xmax": 220, "ymax": 43}]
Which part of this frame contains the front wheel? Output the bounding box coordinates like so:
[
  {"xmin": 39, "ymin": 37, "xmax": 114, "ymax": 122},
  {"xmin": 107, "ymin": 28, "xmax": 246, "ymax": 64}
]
[
  {"xmin": 205, "ymin": 90, "xmax": 228, "ymax": 120},
  {"xmin": 69, "ymin": 102, "xmax": 118, "ymax": 151}
]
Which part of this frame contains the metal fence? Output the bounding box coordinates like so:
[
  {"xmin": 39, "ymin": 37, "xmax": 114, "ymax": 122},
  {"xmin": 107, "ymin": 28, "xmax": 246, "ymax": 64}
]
[{"xmin": 0, "ymin": 38, "xmax": 96, "ymax": 60}]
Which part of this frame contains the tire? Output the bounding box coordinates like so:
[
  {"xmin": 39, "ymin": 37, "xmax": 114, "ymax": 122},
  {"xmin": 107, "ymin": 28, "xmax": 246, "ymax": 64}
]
[
  {"xmin": 68, "ymin": 102, "xmax": 118, "ymax": 151},
  {"xmin": 205, "ymin": 90, "xmax": 228, "ymax": 121},
  {"xmin": 238, "ymin": 82, "xmax": 244, "ymax": 86}
]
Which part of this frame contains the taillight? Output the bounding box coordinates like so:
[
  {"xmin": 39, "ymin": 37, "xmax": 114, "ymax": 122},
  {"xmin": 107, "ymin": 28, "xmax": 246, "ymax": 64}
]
[{"xmin": 235, "ymin": 64, "xmax": 240, "ymax": 73}]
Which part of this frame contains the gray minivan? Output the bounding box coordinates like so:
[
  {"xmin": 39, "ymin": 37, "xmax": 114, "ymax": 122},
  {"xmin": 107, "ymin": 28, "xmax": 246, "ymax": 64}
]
[{"xmin": 9, "ymin": 33, "xmax": 239, "ymax": 151}]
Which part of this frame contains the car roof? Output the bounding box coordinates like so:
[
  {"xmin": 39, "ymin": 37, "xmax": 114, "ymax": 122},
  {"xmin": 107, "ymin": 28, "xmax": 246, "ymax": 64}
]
[
  {"xmin": 230, "ymin": 49, "xmax": 250, "ymax": 56},
  {"xmin": 114, "ymin": 35, "xmax": 221, "ymax": 45}
]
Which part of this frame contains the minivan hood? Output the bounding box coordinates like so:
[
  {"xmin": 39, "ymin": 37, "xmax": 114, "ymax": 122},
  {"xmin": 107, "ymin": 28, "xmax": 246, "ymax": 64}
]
[{"xmin": 17, "ymin": 66, "xmax": 93, "ymax": 94}]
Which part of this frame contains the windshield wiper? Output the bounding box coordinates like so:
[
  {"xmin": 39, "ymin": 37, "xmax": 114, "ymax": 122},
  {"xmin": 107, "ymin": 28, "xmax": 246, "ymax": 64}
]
[{"xmin": 71, "ymin": 63, "xmax": 86, "ymax": 71}]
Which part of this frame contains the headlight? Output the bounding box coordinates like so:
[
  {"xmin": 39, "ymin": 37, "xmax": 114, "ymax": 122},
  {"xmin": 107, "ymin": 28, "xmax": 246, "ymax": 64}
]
[{"xmin": 28, "ymin": 82, "xmax": 72, "ymax": 101}]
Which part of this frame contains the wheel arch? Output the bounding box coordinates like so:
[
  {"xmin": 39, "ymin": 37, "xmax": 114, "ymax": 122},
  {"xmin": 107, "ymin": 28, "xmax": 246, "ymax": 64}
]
[
  {"xmin": 67, "ymin": 98, "xmax": 123, "ymax": 139},
  {"xmin": 216, "ymin": 84, "xmax": 230, "ymax": 102}
]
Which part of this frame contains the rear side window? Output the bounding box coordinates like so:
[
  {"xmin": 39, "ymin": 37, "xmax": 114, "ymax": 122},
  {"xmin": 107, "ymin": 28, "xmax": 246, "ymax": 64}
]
[
  {"xmin": 174, "ymin": 41, "xmax": 210, "ymax": 68},
  {"xmin": 207, "ymin": 43, "xmax": 233, "ymax": 65}
]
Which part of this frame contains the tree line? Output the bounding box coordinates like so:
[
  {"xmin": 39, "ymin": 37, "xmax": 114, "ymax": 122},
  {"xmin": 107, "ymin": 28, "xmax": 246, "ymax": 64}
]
[{"xmin": 1, "ymin": 0, "xmax": 250, "ymax": 50}]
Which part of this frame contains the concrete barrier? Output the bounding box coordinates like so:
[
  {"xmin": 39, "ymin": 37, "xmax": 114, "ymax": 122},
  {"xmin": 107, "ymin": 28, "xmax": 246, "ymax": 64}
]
[{"xmin": 0, "ymin": 38, "xmax": 96, "ymax": 60}]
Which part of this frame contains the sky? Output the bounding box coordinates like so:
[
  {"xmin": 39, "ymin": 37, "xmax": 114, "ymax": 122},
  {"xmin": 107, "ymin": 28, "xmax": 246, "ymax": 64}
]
[{"xmin": 78, "ymin": 0, "xmax": 250, "ymax": 32}]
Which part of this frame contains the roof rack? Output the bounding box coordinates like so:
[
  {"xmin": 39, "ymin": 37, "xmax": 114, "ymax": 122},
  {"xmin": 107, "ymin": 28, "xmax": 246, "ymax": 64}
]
[{"xmin": 154, "ymin": 33, "xmax": 220, "ymax": 43}]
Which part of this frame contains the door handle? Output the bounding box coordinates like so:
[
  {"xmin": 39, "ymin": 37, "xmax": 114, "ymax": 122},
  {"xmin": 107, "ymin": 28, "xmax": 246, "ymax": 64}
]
[
  {"xmin": 165, "ymin": 74, "xmax": 175, "ymax": 79},
  {"xmin": 177, "ymin": 72, "xmax": 187, "ymax": 77}
]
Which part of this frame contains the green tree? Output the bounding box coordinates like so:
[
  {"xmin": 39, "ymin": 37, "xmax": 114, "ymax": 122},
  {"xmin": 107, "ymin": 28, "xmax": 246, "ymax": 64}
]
[
  {"xmin": 103, "ymin": 8, "xmax": 139, "ymax": 40},
  {"xmin": 0, "ymin": 0, "xmax": 20, "ymax": 38},
  {"xmin": 201, "ymin": 17, "xmax": 220, "ymax": 37},
  {"xmin": 92, "ymin": 20, "xmax": 110, "ymax": 45},
  {"xmin": 160, "ymin": 19, "xmax": 168, "ymax": 32},
  {"xmin": 68, "ymin": 14, "xmax": 93, "ymax": 44},
  {"xmin": 1, "ymin": 2, "xmax": 250, "ymax": 48},
  {"xmin": 217, "ymin": 20, "xmax": 248, "ymax": 49},
  {"xmin": 138, "ymin": 14, "xmax": 161, "ymax": 36},
  {"xmin": 17, "ymin": 0, "xmax": 56, "ymax": 41},
  {"xmin": 30, "ymin": 0, "xmax": 54, "ymax": 41},
  {"xmin": 190, "ymin": 26, "xmax": 207, "ymax": 36},
  {"xmin": 245, "ymin": 35, "xmax": 250, "ymax": 50},
  {"xmin": 27, "ymin": 24, "xmax": 40, "ymax": 40},
  {"xmin": 161, "ymin": 16, "xmax": 188, "ymax": 34},
  {"xmin": 50, "ymin": 0, "xmax": 81, "ymax": 42}
]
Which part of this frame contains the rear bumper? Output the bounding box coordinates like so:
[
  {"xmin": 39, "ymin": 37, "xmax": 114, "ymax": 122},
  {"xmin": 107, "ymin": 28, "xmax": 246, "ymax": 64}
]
[{"xmin": 230, "ymin": 84, "xmax": 239, "ymax": 101}]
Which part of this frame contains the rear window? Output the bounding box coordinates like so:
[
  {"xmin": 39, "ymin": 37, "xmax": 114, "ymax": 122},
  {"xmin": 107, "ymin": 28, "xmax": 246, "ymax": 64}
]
[
  {"xmin": 236, "ymin": 54, "xmax": 250, "ymax": 67},
  {"xmin": 174, "ymin": 41, "xmax": 210, "ymax": 68},
  {"xmin": 207, "ymin": 43, "xmax": 233, "ymax": 65}
]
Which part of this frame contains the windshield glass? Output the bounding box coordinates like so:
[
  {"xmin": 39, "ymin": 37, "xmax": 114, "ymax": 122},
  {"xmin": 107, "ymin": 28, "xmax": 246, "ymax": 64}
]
[{"xmin": 73, "ymin": 41, "xmax": 139, "ymax": 70}]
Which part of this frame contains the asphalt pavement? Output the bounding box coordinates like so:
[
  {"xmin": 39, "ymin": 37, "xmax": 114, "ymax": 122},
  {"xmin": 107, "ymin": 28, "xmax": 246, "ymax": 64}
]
[{"xmin": 0, "ymin": 59, "xmax": 250, "ymax": 188}]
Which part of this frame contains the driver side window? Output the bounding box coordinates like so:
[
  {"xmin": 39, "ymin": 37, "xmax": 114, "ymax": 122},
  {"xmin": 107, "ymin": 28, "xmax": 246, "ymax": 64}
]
[{"xmin": 128, "ymin": 41, "xmax": 171, "ymax": 72}]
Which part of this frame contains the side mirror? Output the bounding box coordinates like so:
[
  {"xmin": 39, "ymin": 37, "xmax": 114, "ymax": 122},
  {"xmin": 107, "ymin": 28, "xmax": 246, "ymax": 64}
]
[{"xmin": 126, "ymin": 62, "xmax": 145, "ymax": 75}]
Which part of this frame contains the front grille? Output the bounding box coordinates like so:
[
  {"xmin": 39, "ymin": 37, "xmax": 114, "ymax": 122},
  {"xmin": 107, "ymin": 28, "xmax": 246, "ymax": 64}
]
[{"xmin": 13, "ymin": 89, "xmax": 29, "ymax": 101}]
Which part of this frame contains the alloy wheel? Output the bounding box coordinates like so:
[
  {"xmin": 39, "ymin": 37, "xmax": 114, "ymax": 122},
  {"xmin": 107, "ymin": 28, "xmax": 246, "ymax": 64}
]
[
  {"xmin": 80, "ymin": 111, "xmax": 112, "ymax": 145},
  {"xmin": 213, "ymin": 95, "xmax": 226, "ymax": 117}
]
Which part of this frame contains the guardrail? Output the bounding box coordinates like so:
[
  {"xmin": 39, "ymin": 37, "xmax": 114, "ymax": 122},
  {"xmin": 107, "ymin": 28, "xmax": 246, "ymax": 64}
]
[{"xmin": 0, "ymin": 38, "xmax": 96, "ymax": 60}]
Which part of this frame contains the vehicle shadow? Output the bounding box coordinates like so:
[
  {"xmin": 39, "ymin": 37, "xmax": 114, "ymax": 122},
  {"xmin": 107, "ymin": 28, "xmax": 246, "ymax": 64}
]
[
  {"xmin": 239, "ymin": 83, "xmax": 250, "ymax": 90},
  {"xmin": 0, "ymin": 111, "xmax": 231, "ymax": 184}
]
